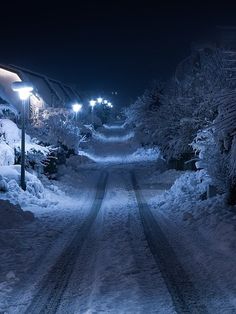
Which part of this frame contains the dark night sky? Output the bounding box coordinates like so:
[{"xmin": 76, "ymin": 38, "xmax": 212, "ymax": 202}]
[{"xmin": 1, "ymin": 1, "xmax": 236, "ymax": 105}]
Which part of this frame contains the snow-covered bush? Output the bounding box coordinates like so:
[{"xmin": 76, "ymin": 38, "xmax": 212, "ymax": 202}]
[
  {"xmin": 0, "ymin": 165, "xmax": 44, "ymax": 198},
  {"xmin": 0, "ymin": 103, "xmax": 18, "ymax": 120},
  {"xmin": 0, "ymin": 142, "xmax": 14, "ymax": 166},
  {"xmin": 125, "ymin": 81, "xmax": 164, "ymax": 146},
  {"xmin": 125, "ymin": 47, "xmax": 227, "ymax": 164},
  {"xmin": 192, "ymin": 128, "xmax": 228, "ymax": 192},
  {"xmin": 192, "ymin": 89, "xmax": 236, "ymax": 204},
  {"xmin": 30, "ymin": 108, "xmax": 86, "ymax": 153},
  {"xmin": 0, "ymin": 119, "xmax": 51, "ymax": 169}
]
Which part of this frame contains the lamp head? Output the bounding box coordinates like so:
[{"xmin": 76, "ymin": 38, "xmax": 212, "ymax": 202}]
[
  {"xmin": 72, "ymin": 103, "xmax": 82, "ymax": 113},
  {"xmin": 89, "ymin": 100, "xmax": 97, "ymax": 107},
  {"xmin": 12, "ymin": 81, "xmax": 33, "ymax": 100},
  {"xmin": 97, "ymin": 97, "xmax": 103, "ymax": 104}
]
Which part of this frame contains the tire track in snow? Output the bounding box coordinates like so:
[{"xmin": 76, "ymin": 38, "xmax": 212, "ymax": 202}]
[
  {"xmin": 24, "ymin": 171, "xmax": 108, "ymax": 314},
  {"xmin": 130, "ymin": 171, "xmax": 208, "ymax": 314}
]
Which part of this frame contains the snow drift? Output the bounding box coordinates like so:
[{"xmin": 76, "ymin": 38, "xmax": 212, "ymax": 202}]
[
  {"xmin": 0, "ymin": 199, "xmax": 34, "ymax": 229},
  {"xmin": 0, "ymin": 165, "xmax": 44, "ymax": 198}
]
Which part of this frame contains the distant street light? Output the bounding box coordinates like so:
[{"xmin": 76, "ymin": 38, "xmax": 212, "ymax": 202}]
[
  {"xmin": 107, "ymin": 102, "xmax": 113, "ymax": 108},
  {"xmin": 89, "ymin": 100, "xmax": 97, "ymax": 125},
  {"xmin": 97, "ymin": 97, "xmax": 103, "ymax": 104},
  {"xmin": 72, "ymin": 103, "xmax": 82, "ymax": 122},
  {"xmin": 12, "ymin": 81, "xmax": 33, "ymax": 191},
  {"xmin": 103, "ymin": 99, "xmax": 108, "ymax": 104}
]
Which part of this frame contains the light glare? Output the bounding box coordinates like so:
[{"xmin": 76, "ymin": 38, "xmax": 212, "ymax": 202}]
[
  {"xmin": 12, "ymin": 82, "xmax": 33, "ymax": 100},
  {"xmin": 90, "ymin": 100, "xmax": 97, "ymax": 107},
  {"xmin": 72, "ymin": 103, "xmax": 82, "ymax": 112}
]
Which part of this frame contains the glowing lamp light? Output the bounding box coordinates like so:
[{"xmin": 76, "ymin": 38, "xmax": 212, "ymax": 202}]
[
  {"xmin": 107, "ymin": 102, "xmax": 113, "ymax": 108},
  {"xmin": 89, "ymin": 100, "xmax": 97, "ymax": 107},
  {"xmin": 12, "ymin": 81, "xmax": 33, "ymax": 100},
  {"xmin": 97, "ymin": 97, "xmax": 103, "ymax": 104},
  {"xmin": 72, "ymin": 103, "xmax": 82, "ymax": 113},
  {"xmin": 103, "ymin": 100, "xmax": 108, "ymax": 104}
]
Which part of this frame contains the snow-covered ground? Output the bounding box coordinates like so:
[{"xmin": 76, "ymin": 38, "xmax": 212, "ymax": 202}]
[
  {"xmin": 136, "ymin": 167, "xmax": 236, "ymax": 312},
  {"xmin": 0, "ymin": 122, "xmax": 235, "ymax": 313},
  {"xmin": 0, "ymin": 162, "xmax": 101, "ymax": 313}
]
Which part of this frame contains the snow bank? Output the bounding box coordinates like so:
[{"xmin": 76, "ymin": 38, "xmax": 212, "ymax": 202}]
[
  {"xmin": 149, "ymin": 170, "xmax": 211, "ymax": 212},
  {"xmin": 0, "ymin": 119, "xmax": 50, "ymax": 166},
  {"xmin": 0, "ymin": 165, "xmax": 44, "ymax": 199},
  {"xmin": 0, "ymin": 119, "xmax": 21, "ymax": 144},
  {"xmin": 103, "ymin": 123, "xmax": 125, "ymax": 129},
  {"xmin": 79, "ymin": 147, "xmax": 161, "ymax": 164},
  {"xmin": 0, "ymin": 199, "xmax": 34, "ymax": 229},
  {"xmin": 0, "ymin": 104, "xmax": 18, "ymax": 118},
  {"xmin": 148, "ymin": 170, "xmax": 236, "ymax": 254},
  {"xmin": 92, "ymin": 130, "xmax": 135, "ymax": 142},
  {"xmin": 0, "ymin": 142, "xmax": 14, "ymax": 166}
]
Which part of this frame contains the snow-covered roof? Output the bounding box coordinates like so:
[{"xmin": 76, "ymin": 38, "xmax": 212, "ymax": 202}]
[{"xmin": 0, "ymin": 64, "xmax": 81, "ymax": 109}]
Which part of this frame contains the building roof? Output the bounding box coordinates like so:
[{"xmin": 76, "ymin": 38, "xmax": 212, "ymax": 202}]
[{"xmin": 0, "ymin": 64, "xmax": 81, "ymax": 108}]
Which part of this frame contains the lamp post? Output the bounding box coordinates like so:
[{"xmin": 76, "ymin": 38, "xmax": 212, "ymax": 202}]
[
  {"xmin": 11, "ymin": 81, "xmax": 33, "ymax": 191},
  {"xmin": 72, "ymin": 103, "xmax": 82, "ymax": 122},
  {"xmin": 89, "ymin": 100, "xmax": 97, "ymax": 125}
]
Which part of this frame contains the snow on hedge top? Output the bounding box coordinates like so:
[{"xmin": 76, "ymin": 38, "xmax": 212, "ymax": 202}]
[
  {"xmin": 0, "ymin": 119, "xmax": 21, "ymax": 144},
  {"xmin": 0, "ymin": 104, "xmax": 18, "ymax": 118},
  {"xmin": 0, "ymin": 165, "xmax": 44, "ymax": 198},
  {"xmin": 0, "ymin": 119, "xmax": 49, "ymax": 162}
]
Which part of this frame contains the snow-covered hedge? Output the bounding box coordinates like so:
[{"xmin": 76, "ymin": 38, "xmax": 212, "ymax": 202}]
[
  {"xmin": 0, "ymin": 165, "xmax": 44, "ymax": 198},
  {"xmin": 0, "ymin": 118, "xmax": 50, "ymax": 167},
  {"xmin": 29, "ymin": 108, "xmax": 87, "ymax": 152}
]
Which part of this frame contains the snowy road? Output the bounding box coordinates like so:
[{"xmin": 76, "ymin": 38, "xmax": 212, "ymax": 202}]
[
  {"xmin": 25, "ymin": 172, "xmax": 108, "ymax": 314},
  {"xmin": 22, "ymin": 169, "xmax": 209, "ymax": 313},
  {"xmin": 43, "ymin": 170, "xmax": 176, "ymax": 314},
  {"xmin": 3, "ymin": 122, "xmax": 235, "ymax": 313}
]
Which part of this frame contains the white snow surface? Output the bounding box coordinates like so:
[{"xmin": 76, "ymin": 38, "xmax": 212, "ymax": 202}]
[
  {"xmin": 92, "ymin": 130, "xmax": 135, "ymax": 142},
  {"xmin": 0, "ymin": 122, "xmax": 235, "ymax": 313},
  {"xmin": 0, "ymin": 119, "xmax": 49, "ymax": 166},
  {"xmin": 136, "ymin": 168, "xmax": 236, "ymax": 312},
  {"xmin": 79, "ymin": 124, "xmax": 161, "ymax": 163},
  {"xmin": 0, "ymin": 162, "xmax": 101, "ymax": 313}
]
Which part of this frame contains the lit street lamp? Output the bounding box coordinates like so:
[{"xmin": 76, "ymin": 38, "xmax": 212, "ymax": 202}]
[
  {"xmin": 107, "ymin": 102, "xmax": 113, "ymax": 108},
  {"xmin": 89, "ymin": 99, "xmax": 97, "ymax": 125},
  {"xmin": 97, "ymin": 97, "xmax": 103, "ymax": 104},
  {"xmin": 72, "ymin": 103, "xmax": 82, "ymax": 122},
  {"xmin": 11, "ymin": 81, "xmax": 33, "ymax": 191}
]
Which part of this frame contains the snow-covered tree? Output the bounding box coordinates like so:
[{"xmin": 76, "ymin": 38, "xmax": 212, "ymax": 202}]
[
  {"xmin": 29, "ymin": 108, "xmax": 86, "ymax": 153},
  {"xmin": 125, "ymin": 47, "xmax": 228, "ymax": 165}
]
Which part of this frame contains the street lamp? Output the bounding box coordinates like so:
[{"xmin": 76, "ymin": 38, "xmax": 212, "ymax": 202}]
[
  {"xmin": 89, "ymin": 100, "xmax": 97, "ymax": 125},
  {"xmin": 107, "ymin": 102, "xmax": 113, "ymax": 108},
  {"xmin": 97, "ymin": 97, "xmax": 103, "ymax": 104},
  {"xmin": 11, "ymin": 81, "xmax": 33, "ymax": 191},
  {"xmin": 72, "ymin": 103, "xmax": 82, "ymax": 122}
]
